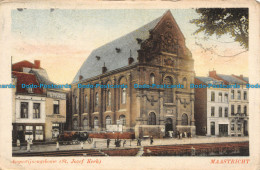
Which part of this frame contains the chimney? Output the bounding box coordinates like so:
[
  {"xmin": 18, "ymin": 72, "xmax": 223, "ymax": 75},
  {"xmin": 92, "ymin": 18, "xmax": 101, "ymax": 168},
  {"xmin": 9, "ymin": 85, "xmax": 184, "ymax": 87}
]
[
  {"xmin": 209, "ymin": 70, "xmax": 216, "ymax": 78},
  {"xmin": 240, "ymin": 74, "xmax": 243, "ymax": 79},
  {"xmin": 34, "ymin": 60, "xmax": 40, "ymax": 69},
  {"xmin": 102, "ymin": 63, "xmax": 107, "ymax": 74},
  {"xmin": 79, "ymin": 75, "xmax": 83, "ymax": 81},
  {"xmin": 128, "ymin": 50, "xmax": 134, "ymax": 65}
]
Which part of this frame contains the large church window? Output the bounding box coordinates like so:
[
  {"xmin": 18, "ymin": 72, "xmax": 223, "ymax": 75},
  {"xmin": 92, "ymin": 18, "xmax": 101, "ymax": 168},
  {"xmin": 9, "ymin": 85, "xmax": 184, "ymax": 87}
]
[
  {"xmin": 181, "ymin": 113, "xmax": 188, "ymax": 125},
  {"xmin": 73, "ymin": 119, "xmax": 78, "ymax": 130},
  {"xmin": 95, "ymin": 92, "xmax": 99, "ymax": 107},
  {"xmin": 121, "ymin": 88, "xmax": 126, "ymax": 104},
  {"xmin": 148, "ymin": 112, "xmax": 156, "ymax": 125},
  {"xmin": 150, "ymin": 73, "xmax": 155, "ymax": 84},
  {"xmin": 183, "ymin": 77, "xmax": 187, "ymax": 89},
  {"xmin": 164, "ymin": 76, "xmax": 173, "ymax": 103},
  {"xmin": 94, "ymin": 117, "xmax": 99, "ymax": 129},
  {"xmin": 119, "ymin": 115, "xmax": 126, "ymax": 126},
  {"xmin": 107, "ymin": 90, "xmax": 111, "ymax": 106},
  {"xmin": 83, "ymin": 118, "xmax": 88, "ymax": 129}
]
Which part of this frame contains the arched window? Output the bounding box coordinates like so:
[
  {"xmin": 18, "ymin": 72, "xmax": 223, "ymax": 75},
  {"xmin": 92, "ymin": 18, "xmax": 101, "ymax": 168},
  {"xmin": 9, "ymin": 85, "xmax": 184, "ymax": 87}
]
[
  {"xmin": 181, "ymin": 113, "xmax": 188, "ymax": 125},
  {"xmin": 73, "ymin": 119, "xmax": 78, "ymax": 130},
  {"xmin": 94, "ymin": 117, "xmax": 99, "ymax": 129},
  {"xmin": 183, "ymin": 77, "xmax": 187, "ymax": 89},
  {"xmin": 74, "ymin": 89, "xmax": 78, "ymax": 114},
  {"xmin": 148, "ymin": 112, "xmax": 156, "ymax": 125},
  {"xmin": 85, "ymin": 95, "xmax": 88, "ymax": 112},
  {"xmin": 106, "ymin": 116, "xmax": 112, "ymax": 125},
  {"xmin": 107, "ymin": 90, "xmax": 111, "ymax": 106},
  {"xmin": 164, "ymin": 76, "xmax": 173, "ymax": 103},
  {"xmin": 121, "ymin": 88, "xmax": 126, "ymax": 104},
  {"xmin": 150, "ymin": 73, "xmax": 155, "ymax": 84},
  {"xmin": 95, "ymin": 92, "xmax": 99, "ymax": 107},
  {"xmin": 83, "ymin": 118, "xmax": 88, "ymax": 129},
  {"xmin": 119, "ymin": 115, "xmax": 126, "ymax": 126}
]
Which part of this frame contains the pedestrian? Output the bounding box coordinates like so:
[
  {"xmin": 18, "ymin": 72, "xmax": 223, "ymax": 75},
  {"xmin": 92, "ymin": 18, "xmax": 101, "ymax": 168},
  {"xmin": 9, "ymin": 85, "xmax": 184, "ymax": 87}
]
[
  {"xmin": 107, "ymin": 138, "xmax": 111, "ymax": 148},
  {"xmin": 177, "ymin": 131, "xmax": 180, "ymax": 139},
  {"xmin": 150, "ymin": 136, "xmax": 153, "ymax": 145},
  {"xmin": 137, "ymin": 138, "xmax": 139, "ymax": 146},
  {"xmin": 27, "ymin": 137, "xmax": 32, "ymax": 152},
  {"xmin": 80, "ymin": 141, "xmax": 83, "ymax": 150},
  {"xmin": 139, "ymin": 138, "xmax": 142, "ymax": 146},
  {"xmin": 17, "ymin": 139, "xmax": 20, "ymax": 149},
  {"xmin": 123, "ymin": 139, "xmax": 126, "ymax": 147},
  {"xmin": 56, "ymin": 141, "xmax": 60, "ymax": 151}
]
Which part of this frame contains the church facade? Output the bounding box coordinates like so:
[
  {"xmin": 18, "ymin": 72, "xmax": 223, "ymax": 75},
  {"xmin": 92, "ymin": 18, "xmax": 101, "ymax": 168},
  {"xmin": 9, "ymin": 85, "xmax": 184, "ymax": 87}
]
[{"xmin": 69, "ymin": 10, "xmax": 196, "ymax": 138}]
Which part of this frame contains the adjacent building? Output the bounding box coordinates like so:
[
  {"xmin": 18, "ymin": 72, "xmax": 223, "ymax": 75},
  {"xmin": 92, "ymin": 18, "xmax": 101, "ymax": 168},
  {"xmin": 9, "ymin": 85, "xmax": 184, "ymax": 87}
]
[
  {"xmin": 195, "ymin": 77, "xmax": 229, "ymax": 136},
  {"xmin": 195, "ymin": 71, "xmax": 249, "ymax": 137},
  {"xmin": 12, "ymin": 60, "xmax": 67, "ymax": 142},
  {"xmin": 209, "ymin": 71, "xmax": 249, "ymax": 137},
  {"xmin": 69, "ymin": 10, "xmax": 196, "ymax": 138}
]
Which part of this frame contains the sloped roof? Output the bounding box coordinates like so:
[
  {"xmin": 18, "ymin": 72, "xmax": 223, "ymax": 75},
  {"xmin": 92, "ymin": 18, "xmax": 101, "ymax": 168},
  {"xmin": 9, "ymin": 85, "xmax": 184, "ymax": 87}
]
[
  {"xmin": 242, "ymin": 77, "xmax": 249, "ymax": 82},
  {"xmin": 12, "ymin": 60, "xmax": 42, "ymax": 72},
  {"xmin": 196, "ymin": 76, "xmax": 223, "ymax": 85},
  {"xmin": 29, "ymin": 69, "xmax": 55, "ymax": 85},
  {"xmin": 12, "ymin": 71, "xmax": 43, "ymax": 94},
  {"xmin": 217, "ymin": 74, "xmax": 246, "ymax": 85},
  {"xmin": 72, "ymin": 13, "xmax": 165, "ymax": 84}
]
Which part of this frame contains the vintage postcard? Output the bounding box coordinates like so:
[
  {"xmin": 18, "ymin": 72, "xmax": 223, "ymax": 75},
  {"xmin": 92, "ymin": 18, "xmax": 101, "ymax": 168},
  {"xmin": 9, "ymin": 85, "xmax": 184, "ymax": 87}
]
[{"xmin": 0, "ymin": 0, "xmax": 259, "ymax": 169}]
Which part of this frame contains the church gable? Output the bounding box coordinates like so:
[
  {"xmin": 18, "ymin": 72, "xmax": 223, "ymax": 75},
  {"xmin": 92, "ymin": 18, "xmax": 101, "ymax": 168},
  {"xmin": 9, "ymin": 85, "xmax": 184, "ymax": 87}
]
[{"xmin": 138, "ymin": 10, "xmax": 191, "ymax": 64}]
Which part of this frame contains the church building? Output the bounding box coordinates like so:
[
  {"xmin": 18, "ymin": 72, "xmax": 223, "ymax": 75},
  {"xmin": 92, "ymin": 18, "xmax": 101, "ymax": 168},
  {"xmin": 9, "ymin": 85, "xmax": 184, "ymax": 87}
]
[{"xmin": 69, "ymin": 10, "xmax": 196, "ymax": 138}]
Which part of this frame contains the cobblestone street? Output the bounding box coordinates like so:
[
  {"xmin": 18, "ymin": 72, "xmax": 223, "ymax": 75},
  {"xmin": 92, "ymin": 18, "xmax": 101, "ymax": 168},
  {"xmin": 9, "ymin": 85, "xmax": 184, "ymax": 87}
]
[{"xmin": 13, "ymin": 136, "xmax": 249, "ymax": 154}]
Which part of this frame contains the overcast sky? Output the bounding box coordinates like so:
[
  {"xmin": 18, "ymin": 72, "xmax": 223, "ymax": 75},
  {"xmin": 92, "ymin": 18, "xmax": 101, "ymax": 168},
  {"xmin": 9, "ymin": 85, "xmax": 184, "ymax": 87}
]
[{"xmin": 11, "ymin": 9, "xmax": 248, "ymax": 84}]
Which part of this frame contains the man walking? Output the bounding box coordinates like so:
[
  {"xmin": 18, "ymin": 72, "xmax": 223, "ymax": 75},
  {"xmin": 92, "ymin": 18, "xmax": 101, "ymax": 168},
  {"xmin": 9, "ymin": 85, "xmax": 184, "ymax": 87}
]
[
  {"xmin": 107, "ymin": 138, "xmax": 111, "ymax": 148},
  {"xmin": 150, "ymin": 136, "xmax": 154, "ymax": 145}
]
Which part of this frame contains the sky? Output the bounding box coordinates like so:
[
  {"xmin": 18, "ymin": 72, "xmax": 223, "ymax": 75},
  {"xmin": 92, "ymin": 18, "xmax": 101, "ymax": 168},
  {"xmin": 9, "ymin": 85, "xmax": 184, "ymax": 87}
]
[{"xmin": 11, "ymin": 9, "xmax": 248, "ymax": 84}]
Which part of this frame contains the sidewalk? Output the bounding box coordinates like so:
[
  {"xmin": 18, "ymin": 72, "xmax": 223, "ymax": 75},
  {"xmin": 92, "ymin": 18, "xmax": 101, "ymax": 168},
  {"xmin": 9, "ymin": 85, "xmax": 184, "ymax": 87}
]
[{"xmin": 12, "ymin": 136, "xmax": 249, "ymax": 153}]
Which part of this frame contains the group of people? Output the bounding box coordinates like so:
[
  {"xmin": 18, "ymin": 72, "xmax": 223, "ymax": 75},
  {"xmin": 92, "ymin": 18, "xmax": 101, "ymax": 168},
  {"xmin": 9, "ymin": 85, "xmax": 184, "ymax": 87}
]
[
  {"xmin": 106, "ymin": 136, "xmax": 154, "ymax": 148},
  {"xmin": 106, "ymin": 138, "xmax": 127, "ymax": 148},
  {"xmin": 176, "ymin": 131, "xmax": 192, "ymax": 139}
]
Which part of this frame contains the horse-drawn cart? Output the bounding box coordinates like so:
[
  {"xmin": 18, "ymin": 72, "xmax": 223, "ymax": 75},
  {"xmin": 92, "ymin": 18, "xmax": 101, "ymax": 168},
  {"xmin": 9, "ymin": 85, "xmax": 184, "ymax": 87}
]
[{"xmin": 58, "ymin": 131, "xmax": 93, "ymax": 145}]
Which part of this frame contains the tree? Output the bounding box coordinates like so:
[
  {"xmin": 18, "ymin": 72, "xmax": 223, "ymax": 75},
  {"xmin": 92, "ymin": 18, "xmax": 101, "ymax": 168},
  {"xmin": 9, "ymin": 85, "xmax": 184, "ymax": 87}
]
[{"xmin": 191, "ymin": 8, "xmax": 248, "ymax": 50}]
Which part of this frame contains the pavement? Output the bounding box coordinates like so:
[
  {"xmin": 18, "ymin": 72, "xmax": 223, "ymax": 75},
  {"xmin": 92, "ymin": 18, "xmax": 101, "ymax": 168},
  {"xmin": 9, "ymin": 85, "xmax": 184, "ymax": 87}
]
[{"xmin": 12, "ymin": 136, "xmax": 249, "ymax": 153}]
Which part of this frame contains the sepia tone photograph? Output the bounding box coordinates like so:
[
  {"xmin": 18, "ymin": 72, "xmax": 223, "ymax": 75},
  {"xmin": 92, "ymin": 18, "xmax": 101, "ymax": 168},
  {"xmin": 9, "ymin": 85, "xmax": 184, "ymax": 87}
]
[{"xmin": 10, "ymin": 8, "xmax": 250, "ymax": 157}]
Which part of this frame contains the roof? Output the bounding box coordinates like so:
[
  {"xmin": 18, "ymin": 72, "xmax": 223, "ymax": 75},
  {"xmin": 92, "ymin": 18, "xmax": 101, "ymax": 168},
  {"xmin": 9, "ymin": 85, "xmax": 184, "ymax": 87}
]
[
  {"xmin": 12, "ymin": 71, "xmax": 43, "ymax": 94},
  {"xmin": 28, "ymin": 69, "xmax": 55, "ymax": 85},
  {"xmin": 196, "ymin": 76, "xmax": 223, "ymax": 85},
  {"xmin": 12, "ymin": 60, "xmax": 41, "ymax": 72},
  {"xmin": 72, "ymin": 12, "xmax": 168, "ymax": 84},
  {"xmin": 242, "ymin": 77, "xmax": 249, "ymax": 82},
  {"xmin": 217, "ymin": 74, "xmax": 247, "ymax": 85}
]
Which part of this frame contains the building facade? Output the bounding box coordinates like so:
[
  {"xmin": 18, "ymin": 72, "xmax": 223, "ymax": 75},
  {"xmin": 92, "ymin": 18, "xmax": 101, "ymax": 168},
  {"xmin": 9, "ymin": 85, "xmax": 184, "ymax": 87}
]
[
  {"xmin": 195, "ymin": 71, "xmax": 249, "ymax": 137},
  {"xmin": 69, "ymin": 11, "xmax": 196, "ymax": 138},
  {"xmin": 195, "ymin": 77, "xmax": 229, "ymax": 136},
  {"xmin": 209, "ymin": 71, "xmax": 249, "ymax": 137},
  {"xmin": 12, "ymin": 60, "xmax": 67, "ymax": 143},
  {"xmin": 12, "ymin": 71, "xmax": 46, "ymax": 143}
]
